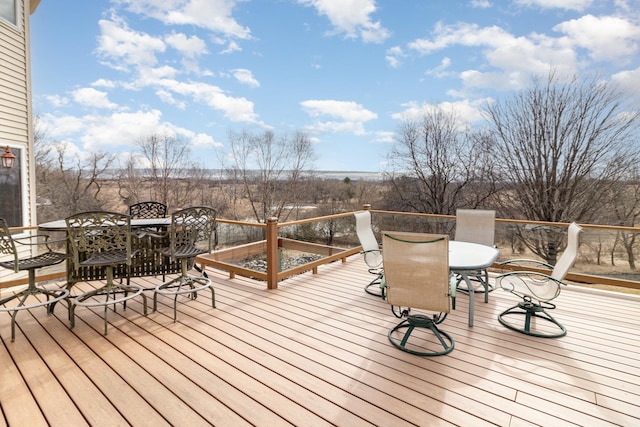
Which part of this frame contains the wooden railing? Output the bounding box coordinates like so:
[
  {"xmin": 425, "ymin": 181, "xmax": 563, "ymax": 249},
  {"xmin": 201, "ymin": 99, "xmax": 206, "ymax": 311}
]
[{"xmin": 3, "ymin": 207, "xmax": 640, "ymax": 292}]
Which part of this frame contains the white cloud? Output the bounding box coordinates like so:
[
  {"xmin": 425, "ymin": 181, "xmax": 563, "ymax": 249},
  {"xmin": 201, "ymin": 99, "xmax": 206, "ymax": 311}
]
[
  {"xmin": 385, "ymin": 46, "xmax": 405, "ymax": 68},
  {"xmin": 409, "ymin": 22, "xmax": 512, "ymax": 55},
  {"xmin": 514, "ymin": 0, "xmax": 593, "ymax": 11},
  {"xmin": 40, "ymin": 109, "xmax": 221, "ymax": 165},
  {"xmin": 301, "ymin": 99, "xmax": 377, "ymax": 135},
  {"xmin": 165, "ymin": 32, "xmax": 207, "ymax": 58},
  {"xmin": 40, "ymin": 113, "xmax": 85, "ymax": 137},
  {"xmin": 220, "ymin": 40, "xmax": 242, "ymax": 54},
  {"xmin": 159, "ymin": 80, "xmax": 260, "ymax": 123},
  {"xmin": 191, "ymin": 132, "xmax": 223, "ymax": 148},
  {"xmin": 91, "ymin": 79, "xmax": 117, "ymax": 88},
  {"xmin": 554, "ymin": 15, "xmax": 640, "ymax": 62},
  {"xmin": 232, "ymin": 69, "xmax": 260, "ymax": 87},
  {"xmin": 392, "ymin": 99, "xmax": 489, "ymax": 125},
  {"xmin": 155, "ymin": 89, "xmax": 186, "ymax": 109},
  {"xmin": 94, "ymin": 19, "xmax": 260, "ymax": 125},
  {"xmin": 425, "ymin": 57, "xmax": 452, "ymax": 77},
  {"xmin": 298, "ymin": 0, "xmax": 390, "ymax": 43},
  {"xmin": 115, "ymin": 0, "xmax": 251, "ymax": 39},
  {"xmin": 72, "ymin": 88, "xmax": 118, "ymax": 109},
  {"xmin": 78, "ymin": 110, "xmax": 168, "ymax": 150},
  {"xmin": 374, "ymin": 130, "xmax": 395, "ymax": 143},
  {"xmin": 96, "ymin": 17, "xmax": 166, "ymax": 70},
  {"xmin": 611, "ymin": 67, "xmax": 640, "ymax": 102},
  {"xmin": 407, "ymin": 22, "xmax": 578, "ymax": 90},
  {"xmin": 136, "ymin": 65, "xmax": 180, "ymax": 83},
  {"xmin": 43, "ymin": 94, "xmax": 69, "ymax": 107},
  {"xmin": 470, "ymin": 0, "xmax": 492, "ymax": 8}
]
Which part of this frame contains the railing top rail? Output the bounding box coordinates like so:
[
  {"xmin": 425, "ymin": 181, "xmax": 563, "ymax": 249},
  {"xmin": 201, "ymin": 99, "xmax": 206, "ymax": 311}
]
[
  {"xmin": 11, "ymin": 210, "xmax": 640, "ymax": 233},
  {"xmin": 369, "ymin": 210, "xmax": 640, "ymax": 232},
  {"xmin": 216, "ymin": 218, "xmax": 266, "ymax": 228},
  {"xmin": 277, "ymin": 211, "xmax": 355, "ymax": 228}
]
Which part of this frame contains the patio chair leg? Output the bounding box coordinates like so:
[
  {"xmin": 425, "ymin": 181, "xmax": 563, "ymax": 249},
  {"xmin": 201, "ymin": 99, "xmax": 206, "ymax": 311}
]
[
  {"xmin": 389, "ymin": 314, "xmax": 454, "ymax": 356},
  {"xmin": 498, "ymin": 302, "xmax": 567, "ymax": 338}
]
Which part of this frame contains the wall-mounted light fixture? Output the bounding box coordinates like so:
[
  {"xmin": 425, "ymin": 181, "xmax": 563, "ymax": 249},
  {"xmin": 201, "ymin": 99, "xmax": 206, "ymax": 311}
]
[{"xmin": 1, "ymin": 146, "xmax": 16, "ymax": 169}]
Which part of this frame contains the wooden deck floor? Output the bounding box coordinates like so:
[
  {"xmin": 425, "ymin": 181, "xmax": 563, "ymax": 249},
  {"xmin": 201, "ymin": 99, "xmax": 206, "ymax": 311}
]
[{"xmin": 2, "ymin": 255, "xmax": 640, "ymax": 426}]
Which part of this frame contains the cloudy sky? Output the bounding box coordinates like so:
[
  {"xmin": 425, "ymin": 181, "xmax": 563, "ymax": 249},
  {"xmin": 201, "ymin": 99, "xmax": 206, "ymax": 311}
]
[{"xmin": 30, "ymin": 0, "xmax": 640, "ymax": 172}]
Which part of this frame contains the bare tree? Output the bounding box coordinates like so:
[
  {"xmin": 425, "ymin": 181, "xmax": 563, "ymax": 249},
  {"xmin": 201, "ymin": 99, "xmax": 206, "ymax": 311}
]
[
  {"xmin": 486, "ymin": 70, "xmax": 640, "ymax": 262},
  {"xmin": 36, "ymin": 143, "xmax": 115, "ymax": 221},
  {"xmin": 224, "ymin": 130, "xmax": 315, "ymax": 223},
  {"xmin": 384, "ymin": 107, "xmax": 498, "ymax": 217},
  {"xmin": 606, "ymin": 173, "xmax": 640, "ymax": 269},
  {"xmin": 118, "ymin": 134, "xmax": 211, "ymax": 210}
]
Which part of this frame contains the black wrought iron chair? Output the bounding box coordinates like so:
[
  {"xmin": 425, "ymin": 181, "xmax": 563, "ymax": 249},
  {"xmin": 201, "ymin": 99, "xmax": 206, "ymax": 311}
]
[
  {"xmin": 127, "ymin": 201, "xmax": 169, "ymax": 284},
  {"xmin": 382, "ymin": 231, "xmax": 455, "ymax": 356},
  {"xmin": 0, "ymin": 218, "xmax": 68, "ymax": 341},
  {"xmin": 354, "ymin": 210, "xmax": 384, "ymax": 297},
  {"xmin": 153, "ymin": 206, "xmax": 217, "ymax": 321},
  {"xmin": 129, "ymin": 201, "xmax": 168, "ymax": 219},
  {"xmin": 495, "ymin": 222, "xmax": 582, "ymax": 338},
  {"xmin": 66, "ymin": 211, "xmax": 147, "ymax": 335},
  {"xmin": 454, "ymin": 209, "xmax": 496, "ymax": 299}
]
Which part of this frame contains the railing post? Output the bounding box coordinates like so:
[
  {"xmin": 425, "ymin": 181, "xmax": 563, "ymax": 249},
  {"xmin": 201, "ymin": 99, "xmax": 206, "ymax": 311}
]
[
  {"xmin": 266, "ymin": 217, "xmax": 279, "ymax": 289},
  {"xmin": 362, "ymin": 204, "xmax": 371, "ymax": 211}
]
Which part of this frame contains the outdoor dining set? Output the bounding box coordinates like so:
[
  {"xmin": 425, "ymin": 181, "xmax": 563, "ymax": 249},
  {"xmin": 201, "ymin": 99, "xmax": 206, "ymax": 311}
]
[
  {"xmin": 1, "ymin": 205, "xmax": 582, "ymax": 358},
  {"xmin": 0, "ymin": 202, "xmax": 217, "ymax": 341},
  {"xmin": 354, "ymin": 209, "xmax": 582, "ymax": 356}
]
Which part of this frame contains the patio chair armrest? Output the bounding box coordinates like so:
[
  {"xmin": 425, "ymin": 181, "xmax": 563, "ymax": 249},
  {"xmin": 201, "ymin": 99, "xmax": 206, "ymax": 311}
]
[
  {"xmin": 498, "ymin": 258, "xmax": 554, "ymax": 270},
  {"xmin": 361, "ymin": 248, "xmax": 382, "ymax": 255},
  {"xmin": 134, "ymin": 229, "xmax": 168, "ymax": 240},
  {"xmin": 361, "ymin": 248, "xmax": 383, "ymax": 268},
  {"xmin": 13, "ymin": 233, "xmax": 66, "ymax": 251},
  {"xmin": 495, "ymin": 270, "xmax": 565, "ymax": 302}
]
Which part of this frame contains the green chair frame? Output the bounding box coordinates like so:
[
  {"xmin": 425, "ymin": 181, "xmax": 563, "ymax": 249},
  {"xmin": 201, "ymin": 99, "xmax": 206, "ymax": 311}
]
[
  {"xmin": 496, "ymin": 222, "xmax": 582, "ymax": 338},
  {"xmin": 382, "ymin": 231, "xmax": 454, "ymax": 356}
]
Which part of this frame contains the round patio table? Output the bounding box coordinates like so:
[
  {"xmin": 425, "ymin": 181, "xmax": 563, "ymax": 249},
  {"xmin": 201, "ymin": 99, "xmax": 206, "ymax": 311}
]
[{"xmin": 449, "ymin": 241, "xmax": 500, "ymax": 327}]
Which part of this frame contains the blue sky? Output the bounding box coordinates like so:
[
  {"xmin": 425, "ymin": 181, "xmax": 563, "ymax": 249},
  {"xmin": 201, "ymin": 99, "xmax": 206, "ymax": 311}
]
[{"xmin": 30, "ymin": 0, "xmax": 640, "ymax": 172}]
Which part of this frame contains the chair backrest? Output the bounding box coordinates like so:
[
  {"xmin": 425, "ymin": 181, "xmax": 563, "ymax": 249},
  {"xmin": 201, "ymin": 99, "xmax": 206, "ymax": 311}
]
[
  {"xmin": 65, "ymin": 211, "xmax": 132, "ymax": 269},
  {"xmin": 169, "ymin": 206, "xmax": 217, "ymax": 255},
  {"xmin": 0, "ymin": 217, "xmax": 19, "ymax": 272},
  {"xmin": 454, "ymin": 209, "xmax": 495, "ymax": 246},
  {"xmin": 551, "ymin": 222, "xmax": 582, "ymax": 281},
  {"xmin": 382, "ymin": 231, "xmax": 450, "ymax": 313},
  {"xmin": 354, "ymin": 210, "xmax": 382, "ymax": 268},
  {"xmin": 129, "ymin": 201, "xmax": 168, "ymax": 219}
]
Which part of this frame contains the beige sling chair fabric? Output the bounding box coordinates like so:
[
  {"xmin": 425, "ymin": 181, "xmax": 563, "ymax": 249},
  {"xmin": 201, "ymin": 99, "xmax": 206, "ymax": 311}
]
[
  {"xmin": 354, "ymin": 210, "xmax": 384, "ymax": 297},
  {"xmin": 382, "ymin": 231, "xmax": 453, "ymax": 356},
  {"xmin": 454, "ymin": 209, "xmax": 495, "ymax": 246},
  {"xmin": 496, "ymin": 222, "xmax": 582, "ymax": 338},
  {"xmin": 454, "ymin": 209, "xmax": 496, "ymax": 298}
]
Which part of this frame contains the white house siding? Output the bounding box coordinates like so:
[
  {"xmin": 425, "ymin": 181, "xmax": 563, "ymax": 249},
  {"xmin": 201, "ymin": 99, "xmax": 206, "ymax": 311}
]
[{"xmin": 0, "ymin": 0, "xmax": 38, "ymax": 283}]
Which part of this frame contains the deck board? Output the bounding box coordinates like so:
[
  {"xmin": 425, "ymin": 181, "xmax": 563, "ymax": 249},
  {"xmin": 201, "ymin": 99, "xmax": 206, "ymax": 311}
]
[{"xmin": 2, "ymin": 254, "xmax": 640, "ymax": 426}]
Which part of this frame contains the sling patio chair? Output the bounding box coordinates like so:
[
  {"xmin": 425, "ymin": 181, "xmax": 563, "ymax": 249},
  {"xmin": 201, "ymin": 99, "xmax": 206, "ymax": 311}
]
[
  {"xmin": 0, "ymin": 217, "xmax": 68, "ymax": 341},
  {"xmin": 495, "ymin": 222, "xmax": 582, "ymax": 338},
  {"xmin": 382, "ymin": 231, "xmax": 455, "ymax": 356},
  {"xmin": 354, "ymin": 210, "xmax": 384, "ymax": 297},
  {"xmin": 454, "ymin": 209, "xmax": 496, "ymax": 299}
]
